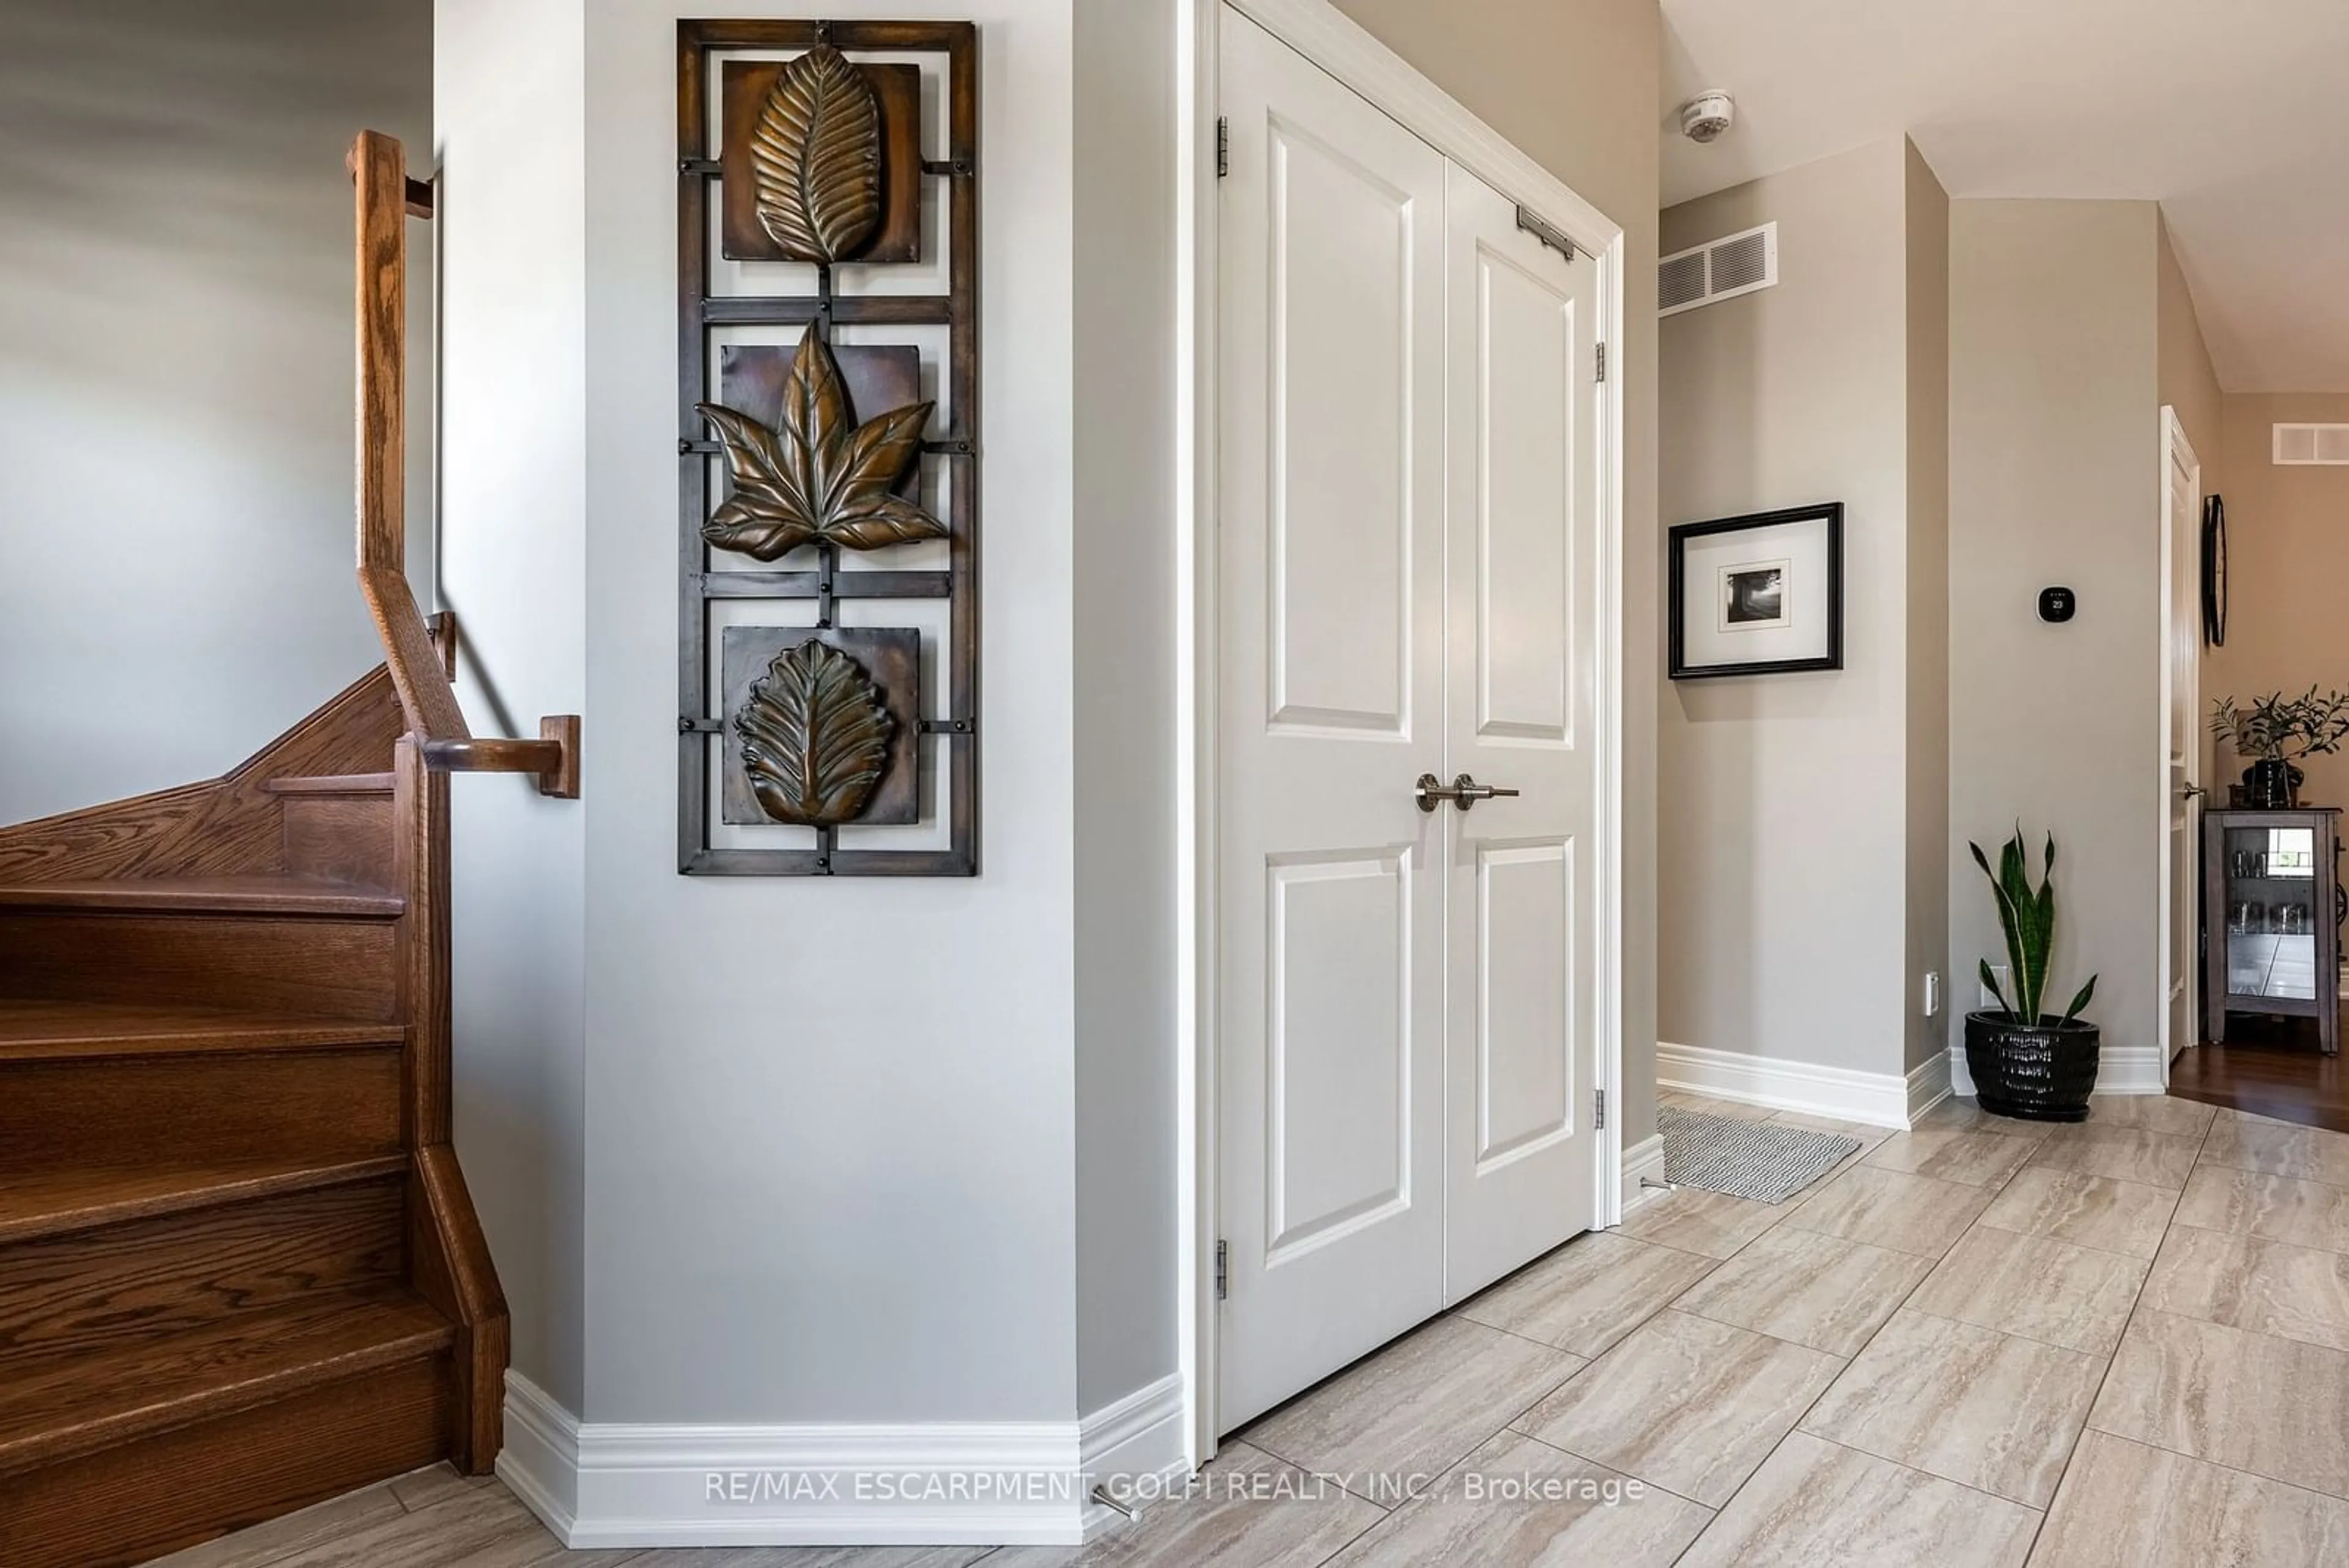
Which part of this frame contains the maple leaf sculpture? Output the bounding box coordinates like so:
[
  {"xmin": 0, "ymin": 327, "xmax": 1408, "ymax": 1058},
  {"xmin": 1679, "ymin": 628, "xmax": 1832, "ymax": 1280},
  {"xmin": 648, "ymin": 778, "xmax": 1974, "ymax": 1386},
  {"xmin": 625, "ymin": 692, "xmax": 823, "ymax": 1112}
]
[{"xmin": 697, "ymin": 325, "xmax": 947, "ymax": 560}]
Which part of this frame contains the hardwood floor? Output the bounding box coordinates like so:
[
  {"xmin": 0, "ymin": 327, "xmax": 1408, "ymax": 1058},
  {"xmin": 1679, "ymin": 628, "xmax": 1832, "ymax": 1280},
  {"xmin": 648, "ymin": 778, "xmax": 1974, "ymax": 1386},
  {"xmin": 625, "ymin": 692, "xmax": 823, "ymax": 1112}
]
[{"xmin": 2171, "ymin": 1015, "xmax": 2349, "ymax": 1134}]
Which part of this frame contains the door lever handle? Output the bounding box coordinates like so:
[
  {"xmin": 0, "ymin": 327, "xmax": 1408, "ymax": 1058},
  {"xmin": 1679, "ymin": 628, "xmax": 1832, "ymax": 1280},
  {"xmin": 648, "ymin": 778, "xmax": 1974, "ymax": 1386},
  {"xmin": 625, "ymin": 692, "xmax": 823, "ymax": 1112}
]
[{"xmin": 1415, "ymin": 773, "xmax": 1521, "ymax": 813}]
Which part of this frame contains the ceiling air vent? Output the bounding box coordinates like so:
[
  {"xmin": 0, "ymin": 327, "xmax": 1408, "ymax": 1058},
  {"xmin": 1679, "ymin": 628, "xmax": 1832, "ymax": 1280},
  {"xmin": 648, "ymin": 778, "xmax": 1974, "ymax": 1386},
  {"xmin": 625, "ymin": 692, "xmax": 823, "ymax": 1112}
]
[
  {"xmin": 1658, "ymin": 221, "xmax": 1778, "ymax": 318},
  {"xmin": 2274, "ymin": 423, "xmax": 2349, "ymax": 466}
]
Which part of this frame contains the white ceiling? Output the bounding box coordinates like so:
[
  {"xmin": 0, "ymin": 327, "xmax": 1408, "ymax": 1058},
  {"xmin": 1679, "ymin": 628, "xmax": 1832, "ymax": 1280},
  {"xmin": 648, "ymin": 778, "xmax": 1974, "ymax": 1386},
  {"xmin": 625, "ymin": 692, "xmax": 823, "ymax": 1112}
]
[{"xmin": 1660, "ymin": 0, "xmax": 2349, "ymax": 392}]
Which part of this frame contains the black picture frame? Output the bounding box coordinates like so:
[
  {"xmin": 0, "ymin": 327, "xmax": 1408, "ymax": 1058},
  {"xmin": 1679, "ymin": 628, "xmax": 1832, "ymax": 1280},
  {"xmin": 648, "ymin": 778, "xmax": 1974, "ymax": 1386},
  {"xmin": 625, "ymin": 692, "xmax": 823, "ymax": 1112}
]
[{"xmin": 1668, "ymin": 502, "xmax": 1844, "ymax": 680}]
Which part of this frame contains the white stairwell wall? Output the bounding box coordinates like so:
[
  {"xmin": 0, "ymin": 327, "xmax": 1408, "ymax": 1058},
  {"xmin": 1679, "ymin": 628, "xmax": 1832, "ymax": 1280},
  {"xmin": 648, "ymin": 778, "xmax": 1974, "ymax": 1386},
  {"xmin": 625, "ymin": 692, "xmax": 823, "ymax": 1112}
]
[
  {"xmin": 0, "ymin": 0, "xmax": 432, "ymax": 825},
  {"xmin": 439, "ymin": 0, "xmax": 1190, "ymax": 1544}
]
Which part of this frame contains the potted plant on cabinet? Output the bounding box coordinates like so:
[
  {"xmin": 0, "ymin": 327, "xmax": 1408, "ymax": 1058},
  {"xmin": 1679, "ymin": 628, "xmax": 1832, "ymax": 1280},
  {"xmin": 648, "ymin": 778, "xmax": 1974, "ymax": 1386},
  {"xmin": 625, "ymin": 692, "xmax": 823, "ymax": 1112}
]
[
  {"xmin": 2210, "ymin": 687, "xmax": 2349, "ymax": 808},
  {"xmin": 1966, "ymin": 827, "xmax": 2100, "ymax": 1121}
]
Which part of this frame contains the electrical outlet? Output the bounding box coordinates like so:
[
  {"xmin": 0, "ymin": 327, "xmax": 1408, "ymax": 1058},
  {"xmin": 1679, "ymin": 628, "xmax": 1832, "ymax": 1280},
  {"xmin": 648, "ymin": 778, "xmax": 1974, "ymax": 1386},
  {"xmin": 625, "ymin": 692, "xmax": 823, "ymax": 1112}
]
[
  {"xmin": 1979, "ymin": 965, "xmax": 2010, "ymax": 1009},
  {"xmin": 1923, "ymin": 972, "xmax": 1942, "ymax": 1019}
]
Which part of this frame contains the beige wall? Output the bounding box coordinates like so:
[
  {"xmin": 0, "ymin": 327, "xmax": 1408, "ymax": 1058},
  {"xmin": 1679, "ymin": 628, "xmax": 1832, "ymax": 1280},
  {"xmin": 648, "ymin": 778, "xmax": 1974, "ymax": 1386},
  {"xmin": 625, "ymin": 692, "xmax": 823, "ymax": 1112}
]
[
  {"xmin": 1949, "ymin": 201, "xmax": 2162, "ymax": 1059},
  {"xmin": 2159, "ymin": 218, "xmax": 2225, "ymax": 494},
  {"xmin": 1904, "ymin": 142, "xmax": 1951, "ymax": 1073},
  {"xmin": 1658, "ymin": 138, "xmax": 1939, "ymax": 1080},
  {"xmin": 1330, "ymin": 0, "xmax": 1666, "ymax": 1138},
  {"xmin": 0, "ymin": 0, "xmax": 431, "ymax": 824},
  {"xmin": 2208, "ymin": 393, "xmax": 2349, "ymax": 808}
]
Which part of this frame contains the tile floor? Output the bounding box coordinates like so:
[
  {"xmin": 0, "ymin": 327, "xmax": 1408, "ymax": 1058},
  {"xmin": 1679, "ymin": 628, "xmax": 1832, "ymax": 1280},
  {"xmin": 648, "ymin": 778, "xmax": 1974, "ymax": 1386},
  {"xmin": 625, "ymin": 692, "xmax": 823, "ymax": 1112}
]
[{"xmin": 152, "ymin": 1091, "xmax": 2349, "ymax": 1568}]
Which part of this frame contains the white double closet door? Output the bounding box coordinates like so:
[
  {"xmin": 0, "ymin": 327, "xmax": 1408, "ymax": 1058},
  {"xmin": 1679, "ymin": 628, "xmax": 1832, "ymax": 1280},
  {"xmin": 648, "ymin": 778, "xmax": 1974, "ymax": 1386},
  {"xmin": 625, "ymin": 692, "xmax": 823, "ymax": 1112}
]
[{"xmin": 1217, "ymin": 12, "xmax": 1605, "ymax": 1430}]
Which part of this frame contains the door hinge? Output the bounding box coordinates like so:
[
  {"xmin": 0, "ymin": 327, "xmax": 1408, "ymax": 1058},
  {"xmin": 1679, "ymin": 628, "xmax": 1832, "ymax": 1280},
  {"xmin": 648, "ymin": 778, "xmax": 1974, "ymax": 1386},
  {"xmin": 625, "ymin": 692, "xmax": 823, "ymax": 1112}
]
[
  {"xmin": 1595, "ymin": 343, "xmax": 1608, "ymax": 384},
  {"xmin": 1595, "ymin": 1088, "xmax": 1606, "ymax": 1130},
  {"xmin": 1216, "ymin": 117, "xmax": 1229, "ymax": 179},
  {"xmin": 1215, "ymin": 1238, "xmax": 1229, "ymax": 1300}
]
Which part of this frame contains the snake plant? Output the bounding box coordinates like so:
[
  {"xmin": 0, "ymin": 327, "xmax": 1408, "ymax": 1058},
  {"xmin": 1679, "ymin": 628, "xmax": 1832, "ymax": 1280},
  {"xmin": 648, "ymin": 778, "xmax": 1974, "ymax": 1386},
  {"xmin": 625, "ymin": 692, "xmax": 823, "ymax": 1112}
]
[{"xmin": 1970, "ymin": 828, "xmax": 2098, "ymax": 1027}]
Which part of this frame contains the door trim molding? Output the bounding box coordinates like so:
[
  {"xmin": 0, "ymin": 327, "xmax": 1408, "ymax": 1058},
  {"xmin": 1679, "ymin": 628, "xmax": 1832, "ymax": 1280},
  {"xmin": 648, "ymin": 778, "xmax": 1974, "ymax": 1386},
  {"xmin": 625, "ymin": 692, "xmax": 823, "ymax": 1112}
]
[
  {"xmin": 1221, "ymin": 0, "xmax": 1617, "ymax": 248},
  {"xmin": 1178, "ymin": 0, "xmax": 1628, "ymax": 1467}
]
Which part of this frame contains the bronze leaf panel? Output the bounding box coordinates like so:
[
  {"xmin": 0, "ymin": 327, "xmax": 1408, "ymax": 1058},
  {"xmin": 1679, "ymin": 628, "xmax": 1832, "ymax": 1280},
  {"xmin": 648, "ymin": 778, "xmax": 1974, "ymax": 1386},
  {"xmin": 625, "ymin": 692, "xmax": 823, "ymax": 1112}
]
[
  {"xmin": 718, "ymin": 341, "xmax": 923, "ymax": 506},
  {"xmin": 721, "ymin": 626, "xmax": 922, "ymax": 827},
  {"xmin": 696, "ymin": 324, "xmax": 947, "ymax": 561},
  {"xmin": 721, "ymin": 57, "xmax": 922, "ymax": 264}
]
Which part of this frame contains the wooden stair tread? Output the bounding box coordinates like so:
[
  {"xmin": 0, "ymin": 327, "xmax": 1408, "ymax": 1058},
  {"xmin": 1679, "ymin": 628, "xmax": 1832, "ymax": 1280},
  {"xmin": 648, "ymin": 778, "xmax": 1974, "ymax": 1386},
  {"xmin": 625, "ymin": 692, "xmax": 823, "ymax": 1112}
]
[
  {"xmin": 261, "ymin": 772, "xmax": 397, "ymax": 796},
  {"xmin": 0, "ymin": 999, "xmax": 404, "ymax": 1062},
  {"xmin": 0, "ymin": 875, "xmax": 402, "ymax": 918},
  {"xmin": 0, "ymin": 1282, "xmax": 454, "ymax": 1474},
  {"xmin": 0, "ymin": 1155, "xmax": 409, "ymax": 1245}
]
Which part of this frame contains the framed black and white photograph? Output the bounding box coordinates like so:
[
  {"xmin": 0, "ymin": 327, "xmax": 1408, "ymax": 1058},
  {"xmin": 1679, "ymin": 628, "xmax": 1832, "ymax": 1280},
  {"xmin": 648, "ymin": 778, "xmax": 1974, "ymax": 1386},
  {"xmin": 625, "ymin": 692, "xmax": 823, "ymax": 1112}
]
[
  {"xmin": 1718, "ymin": 559, "xmax": 1791, "ymax": 631},
  {"xmin": 1669, "ymin": 503, "xmax": 1843, "ymax": 679}
]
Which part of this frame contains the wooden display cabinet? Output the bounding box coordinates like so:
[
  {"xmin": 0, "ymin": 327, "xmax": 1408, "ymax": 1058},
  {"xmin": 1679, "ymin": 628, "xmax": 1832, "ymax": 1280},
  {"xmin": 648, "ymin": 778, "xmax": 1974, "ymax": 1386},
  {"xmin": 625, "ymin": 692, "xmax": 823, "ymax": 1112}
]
[{"xmin": 2204, "ymin": 807, "xmax": 2341, "ymax": 1057}]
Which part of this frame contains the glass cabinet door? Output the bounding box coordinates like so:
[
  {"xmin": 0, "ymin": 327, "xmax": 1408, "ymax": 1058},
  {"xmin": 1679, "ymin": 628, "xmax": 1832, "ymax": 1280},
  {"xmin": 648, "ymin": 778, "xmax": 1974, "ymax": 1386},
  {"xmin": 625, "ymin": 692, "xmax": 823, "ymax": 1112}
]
[{"xmin": 2222, "ymin": 823, "xmax": 2322, "ymax": 1001}]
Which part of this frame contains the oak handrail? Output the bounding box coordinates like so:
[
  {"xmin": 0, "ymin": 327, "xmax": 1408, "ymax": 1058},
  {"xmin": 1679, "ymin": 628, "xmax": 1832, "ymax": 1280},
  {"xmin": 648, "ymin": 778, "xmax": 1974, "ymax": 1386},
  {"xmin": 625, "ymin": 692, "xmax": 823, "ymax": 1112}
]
[{"xmin": 351, "ymin": 129, "xmax": 579, "ymax": 799}]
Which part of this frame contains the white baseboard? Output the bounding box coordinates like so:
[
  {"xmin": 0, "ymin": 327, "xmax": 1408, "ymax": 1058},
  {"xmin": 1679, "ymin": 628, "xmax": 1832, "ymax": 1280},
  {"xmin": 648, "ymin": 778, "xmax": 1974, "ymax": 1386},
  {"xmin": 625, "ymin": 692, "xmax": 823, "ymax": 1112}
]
[
  {"xmin": 1907, "ymin": 1052, "xmax": 1952, "ymax": 1123},
  {"xmin": 496, "ymin": 1372, "xmax": 580, "ymax": 1542},
  {"xmin": 1077, "ymin": 1374, "xmax": 1190, "ymax": 1533},
  {"xmin": 2096, "ymin": 1045, "xmax": 2166, "ymax": 1094},
  {"xmin": 1946, "ymin": 1042, "xmax": 2165, "ymax": 1099},
  {"xmin": 1657, "ymin": 1041, "xmax": 1913, "ymax": 1129},
  {"xmin": 1619, "ymin": 1133, "xmax": 1666, "ymax": 1217},
  {"xmin": 499, "ymin": 1371, "xmax": 1188, "ymax": 1549}
]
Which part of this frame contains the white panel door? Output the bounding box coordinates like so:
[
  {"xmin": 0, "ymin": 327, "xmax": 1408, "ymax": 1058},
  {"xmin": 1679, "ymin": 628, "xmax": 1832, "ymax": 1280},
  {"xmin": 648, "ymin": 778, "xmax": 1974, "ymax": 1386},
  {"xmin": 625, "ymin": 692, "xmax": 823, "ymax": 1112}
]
[
  {"xmin": 2161, "ymin": 412, "xmax": 2202, "ymax": 1082},
  {"xmin": 1441, "ymin": 163, "xmax": 1600, "ymax": 1299},
  {"xmin": 1216, "ymin": 9, "xmax": 1449, "ymax": 1430}
]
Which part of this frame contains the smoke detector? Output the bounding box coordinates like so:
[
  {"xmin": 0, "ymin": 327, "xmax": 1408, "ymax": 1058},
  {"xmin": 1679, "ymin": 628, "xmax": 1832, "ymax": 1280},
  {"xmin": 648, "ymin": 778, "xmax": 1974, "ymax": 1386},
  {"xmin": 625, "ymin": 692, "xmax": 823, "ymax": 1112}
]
[{"xmin": 1680, "ymin": 91, "xmax": 1735, "ymax": 144}]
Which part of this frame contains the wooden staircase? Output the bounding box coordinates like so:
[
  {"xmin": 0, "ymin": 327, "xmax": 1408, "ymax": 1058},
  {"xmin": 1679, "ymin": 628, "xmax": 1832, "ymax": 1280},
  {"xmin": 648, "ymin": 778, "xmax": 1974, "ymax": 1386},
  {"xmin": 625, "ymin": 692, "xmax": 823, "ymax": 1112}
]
[
  {"xmin": 0, "ymin": 130, "xmax": 579, "ymax": 1567},
  {"xmin": 0, "ymin": 664, "xmax": 502, "ymax": 1565}
]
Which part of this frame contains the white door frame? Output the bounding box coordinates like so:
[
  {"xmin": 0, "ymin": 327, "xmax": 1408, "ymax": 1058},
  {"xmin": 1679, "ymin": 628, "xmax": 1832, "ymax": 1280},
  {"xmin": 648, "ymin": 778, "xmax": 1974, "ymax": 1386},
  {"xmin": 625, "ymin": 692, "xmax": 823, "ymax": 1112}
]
[
  {"xmin": 1174, "ymin": 0, "xmax": 1628, "ymax": 1463},
  {"xmin": 2156, "ymin": 406, "xmax": 2202, "ymax": 1087}
]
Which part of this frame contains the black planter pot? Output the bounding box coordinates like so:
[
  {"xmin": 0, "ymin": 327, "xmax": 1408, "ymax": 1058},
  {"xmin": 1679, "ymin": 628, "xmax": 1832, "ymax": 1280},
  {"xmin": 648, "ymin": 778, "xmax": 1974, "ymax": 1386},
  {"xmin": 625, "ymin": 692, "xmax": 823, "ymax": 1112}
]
[
  {"xmin": 2244, "ymin": 758, "xmax": 2302, "ymax": 808},
  {"xmin": 1964, "ymin": 1011, "xmax": 2099, "ymax": 1122}
]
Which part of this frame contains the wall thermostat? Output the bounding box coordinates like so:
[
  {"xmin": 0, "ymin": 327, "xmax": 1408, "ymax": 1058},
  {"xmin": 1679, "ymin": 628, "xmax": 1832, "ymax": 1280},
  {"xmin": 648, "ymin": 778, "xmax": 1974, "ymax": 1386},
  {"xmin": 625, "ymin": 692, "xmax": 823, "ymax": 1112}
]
[{"xmin": 2038, "ymin": 587, "xmax": 2076, "ymax": 623}]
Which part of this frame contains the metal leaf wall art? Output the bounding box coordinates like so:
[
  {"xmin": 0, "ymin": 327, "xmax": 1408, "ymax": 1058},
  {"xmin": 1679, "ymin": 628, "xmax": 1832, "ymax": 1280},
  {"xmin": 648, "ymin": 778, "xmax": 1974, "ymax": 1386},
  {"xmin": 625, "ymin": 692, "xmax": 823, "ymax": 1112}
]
[
  {"xmin": 736, "ymin": 639, "xmax": 895, "ymax": 825},
  {"xmin": 750, "ymin": 43, "xmax": 883, "ymax": 262},
  {"xmin": 681, "ymin": 19, "xmax": 979, "ymax": 877},
  {"xmin": 698, "ymin": 324, "xmax": 947, "ymax": 560}
]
